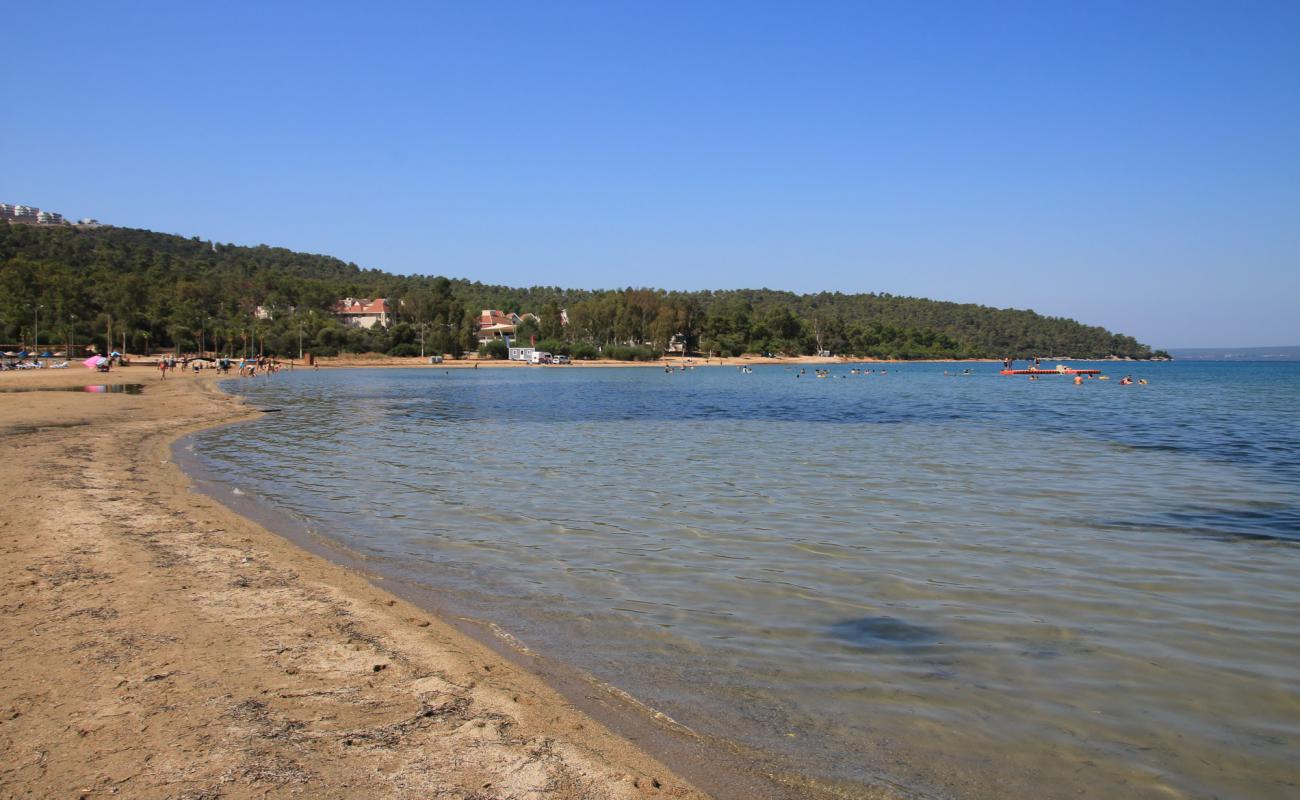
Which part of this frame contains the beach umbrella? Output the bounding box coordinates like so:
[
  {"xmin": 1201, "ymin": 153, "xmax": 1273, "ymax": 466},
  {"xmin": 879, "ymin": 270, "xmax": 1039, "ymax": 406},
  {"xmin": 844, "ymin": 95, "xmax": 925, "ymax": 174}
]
[
  {"xmin": 3, "ymin": 351, "xmax": 15, "ymax": 357},
  {"xmin": 83, "ymin": 355, "xmax": 106, "ymax": 369},
  {"xmin": 40, "ymin": 351, "xmax": 54, "ymax": 358},
  {"xmin": 110, "ymin": 351, "xmax": 121, "ymax": 357}
]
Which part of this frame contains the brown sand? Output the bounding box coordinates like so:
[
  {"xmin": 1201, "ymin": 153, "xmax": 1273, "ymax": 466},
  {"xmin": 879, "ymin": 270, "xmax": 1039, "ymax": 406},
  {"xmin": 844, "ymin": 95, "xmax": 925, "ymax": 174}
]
[{"xmin": 0, "ymin": 367, "xmax": 709, "ymax": 799}]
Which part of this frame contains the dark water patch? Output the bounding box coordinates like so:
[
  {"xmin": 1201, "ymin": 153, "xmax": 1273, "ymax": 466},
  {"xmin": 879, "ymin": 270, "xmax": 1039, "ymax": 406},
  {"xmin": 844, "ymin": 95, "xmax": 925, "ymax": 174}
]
[
  {"xmin": 1101, "ymin": 505, "xmax": 1300, "ymax": 543},
  {"xmin": 1104, "ymin": 422, "xmax": 1300, "ymax": 482},
  {"xmin": 0, "ymin": 383, "xmax": 144, "ymax": 394},
  {"xmin": 393, "ymin": 390, "xmax": 965, "ymax": 426},
  {"xmin": 828, "ymin": 616, "xmax": 941, "ymax": 650}
]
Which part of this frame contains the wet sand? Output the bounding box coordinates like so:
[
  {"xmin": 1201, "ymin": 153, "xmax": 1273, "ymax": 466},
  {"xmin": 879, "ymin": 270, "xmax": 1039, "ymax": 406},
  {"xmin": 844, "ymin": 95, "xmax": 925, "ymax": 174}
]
[{"xmin": 0, "ymin": 367, "xmax": 710, "ymax": 799}]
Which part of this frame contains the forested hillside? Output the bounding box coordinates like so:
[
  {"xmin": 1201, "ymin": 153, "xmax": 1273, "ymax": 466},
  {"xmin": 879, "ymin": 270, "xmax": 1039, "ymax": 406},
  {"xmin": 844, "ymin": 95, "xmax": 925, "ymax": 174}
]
[{"xmin": 1, "ymin": 224, "xmax": 1162, "ymax": 359}]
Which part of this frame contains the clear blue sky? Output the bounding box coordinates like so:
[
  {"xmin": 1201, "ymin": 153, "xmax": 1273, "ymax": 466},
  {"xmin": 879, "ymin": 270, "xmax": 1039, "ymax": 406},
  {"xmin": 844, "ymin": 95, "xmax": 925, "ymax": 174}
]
[{"xmin": 6, "ymin": 1, "xmax": 1298, "ymax": 347}]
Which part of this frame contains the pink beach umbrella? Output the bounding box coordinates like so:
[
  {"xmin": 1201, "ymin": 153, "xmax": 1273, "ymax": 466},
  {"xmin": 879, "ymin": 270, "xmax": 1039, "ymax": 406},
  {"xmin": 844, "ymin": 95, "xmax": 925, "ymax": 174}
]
[{"xmin": 83, "ymin": 355, "xmax": 106, "ymax": 369}]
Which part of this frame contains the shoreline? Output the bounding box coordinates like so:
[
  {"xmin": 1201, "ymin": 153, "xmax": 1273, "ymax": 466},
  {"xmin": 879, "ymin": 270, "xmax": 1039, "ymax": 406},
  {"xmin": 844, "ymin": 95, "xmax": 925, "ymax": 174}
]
[
  {"xmin": 0, "ymin": 368, "xmax": 718, "ymax": 799},
  {"xmin": 173, "ymin": 370, "xmax": 924, "ymax": 800},
  {"xmin": 175, "ymin": 414, "xmax": 811, "ymax": 800},
  {"xmin": 234, "ymin": 354, "xmax": 1128, "ymax": 370},
  {"xmin": 60, "ymin": 352, "xmax": 1151, "ymax": 374}
]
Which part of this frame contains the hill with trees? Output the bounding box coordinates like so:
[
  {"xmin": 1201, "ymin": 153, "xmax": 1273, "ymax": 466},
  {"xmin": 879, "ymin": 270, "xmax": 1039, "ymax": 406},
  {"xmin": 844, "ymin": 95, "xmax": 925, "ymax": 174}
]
[{"xmin": 1, "ymin": 223, "xmax": 1164, "ymax": 360}]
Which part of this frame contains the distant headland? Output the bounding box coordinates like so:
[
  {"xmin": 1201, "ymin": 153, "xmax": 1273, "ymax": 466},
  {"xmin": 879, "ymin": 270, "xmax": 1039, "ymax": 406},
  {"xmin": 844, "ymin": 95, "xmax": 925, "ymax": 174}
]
[{"xmin": 1167, "ymin": 346, "xmax": 1300, "ymax": 361}]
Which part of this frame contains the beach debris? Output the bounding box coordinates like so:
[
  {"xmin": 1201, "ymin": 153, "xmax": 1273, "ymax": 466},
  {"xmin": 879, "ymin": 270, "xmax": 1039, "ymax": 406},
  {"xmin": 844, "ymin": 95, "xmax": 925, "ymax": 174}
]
[{"xmin": 338, "ymin": 697, "xmax": 475, "ymax": 748}]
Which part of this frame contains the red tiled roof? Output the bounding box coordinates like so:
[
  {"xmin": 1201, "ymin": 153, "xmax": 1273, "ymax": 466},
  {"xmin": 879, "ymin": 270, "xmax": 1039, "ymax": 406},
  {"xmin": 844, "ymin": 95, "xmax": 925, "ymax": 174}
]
[
  {"xmin": 334, "ymin": 298, "xmax": 390, "ymax": 315},
  {"xmin": 479, "ymin": 309, "xmax": 513, "ymax": 329}
]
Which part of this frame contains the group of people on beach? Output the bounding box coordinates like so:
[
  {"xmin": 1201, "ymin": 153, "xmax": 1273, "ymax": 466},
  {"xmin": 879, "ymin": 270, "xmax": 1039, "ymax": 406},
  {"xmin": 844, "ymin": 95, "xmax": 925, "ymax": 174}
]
[
  {"xmin": 156, "ymin": 354, "xmax": 289, "ymax": 379},
  {"xmin": 156, "ymin": 355, "xmax": 204, "ymax": 378},
  {"xmin": 230, "ymin": 355, "xmax": 286, "ymax": 377}
]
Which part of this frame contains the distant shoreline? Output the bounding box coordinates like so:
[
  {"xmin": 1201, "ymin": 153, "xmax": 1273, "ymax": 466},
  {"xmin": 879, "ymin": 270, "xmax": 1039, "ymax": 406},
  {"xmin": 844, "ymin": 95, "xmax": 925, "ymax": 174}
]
[{"xmin": 272, "ymin": 353, "xmax": 1156, "ymax": 370}]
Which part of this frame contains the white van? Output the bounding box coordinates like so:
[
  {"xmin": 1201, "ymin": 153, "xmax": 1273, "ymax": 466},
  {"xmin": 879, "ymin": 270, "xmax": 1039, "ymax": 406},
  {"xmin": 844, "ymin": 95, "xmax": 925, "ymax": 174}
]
[{"xmin": 530, "ymin": 351, "xmax": 551, "ymax": 364}]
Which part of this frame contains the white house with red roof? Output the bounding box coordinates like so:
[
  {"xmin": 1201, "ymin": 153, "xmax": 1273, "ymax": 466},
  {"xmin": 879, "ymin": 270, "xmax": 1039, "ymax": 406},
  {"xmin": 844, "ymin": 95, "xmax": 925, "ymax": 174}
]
[
  {"xmin": 476, "ymin": 309, "xmax": 549, "ymax": 343},
  {"xmin": 476, "ymin": 309, "xmax": 516, "ymax": 343},
  {"xmin": 333, "ymin": 297, "xmax": 392, "ymax": 329}
]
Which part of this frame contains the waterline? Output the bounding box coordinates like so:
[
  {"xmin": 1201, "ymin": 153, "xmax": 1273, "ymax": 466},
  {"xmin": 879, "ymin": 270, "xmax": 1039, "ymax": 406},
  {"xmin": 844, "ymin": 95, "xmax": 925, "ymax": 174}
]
[{"xmin": 189, "ymin": 363, "xmax": 1300, "ymax": 799}]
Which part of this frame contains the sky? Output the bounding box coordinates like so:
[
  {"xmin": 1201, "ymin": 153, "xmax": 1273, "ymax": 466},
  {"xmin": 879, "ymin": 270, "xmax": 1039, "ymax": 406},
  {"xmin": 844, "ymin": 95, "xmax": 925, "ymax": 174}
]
[{"xmin": 5, "ymin": 1, "xmax": 1298, "ymax": 348}]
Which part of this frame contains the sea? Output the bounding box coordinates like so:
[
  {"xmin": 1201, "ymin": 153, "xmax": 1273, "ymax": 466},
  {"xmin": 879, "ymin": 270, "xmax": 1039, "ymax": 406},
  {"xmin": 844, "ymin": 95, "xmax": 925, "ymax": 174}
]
[{"xmin": 183, "ymin": 361, "xmax": 1300, "ymax": 799}]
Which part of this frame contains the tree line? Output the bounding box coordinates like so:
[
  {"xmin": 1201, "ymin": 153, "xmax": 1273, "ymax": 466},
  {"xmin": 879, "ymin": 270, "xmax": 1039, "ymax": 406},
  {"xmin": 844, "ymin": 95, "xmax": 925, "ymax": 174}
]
[{"xmin": 0, "ymin": 224, "xmax": 1165, "ymax": 360}]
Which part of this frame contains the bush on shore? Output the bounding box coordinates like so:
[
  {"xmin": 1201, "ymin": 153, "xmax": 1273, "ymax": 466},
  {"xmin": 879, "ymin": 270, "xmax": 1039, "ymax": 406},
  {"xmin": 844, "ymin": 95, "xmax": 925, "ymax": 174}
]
[
  {"xmin": 478, "ymin": 339, "xmax": 508, "ymax": 359},
  {"xmin": 602, "ymin": 345, "xmax": 660, "ymax": 361}
]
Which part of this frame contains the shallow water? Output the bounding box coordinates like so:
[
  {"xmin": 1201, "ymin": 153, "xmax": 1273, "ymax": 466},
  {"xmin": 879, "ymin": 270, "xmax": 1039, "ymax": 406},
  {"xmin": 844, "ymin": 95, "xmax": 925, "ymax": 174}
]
[
  {"xmin": 0, "ymin": 383, "xmax": 144, "ymax": 394},
  {"xmin": 191, "ymin": 362, "xmax": 1300, "ymax": 799}
]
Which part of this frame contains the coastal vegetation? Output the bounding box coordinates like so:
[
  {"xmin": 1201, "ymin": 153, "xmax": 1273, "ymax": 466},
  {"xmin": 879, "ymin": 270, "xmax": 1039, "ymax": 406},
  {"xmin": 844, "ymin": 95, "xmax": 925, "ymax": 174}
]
[{"xmin": 1, "ymin": 224, "xmax": 1166, "ymax": 359}]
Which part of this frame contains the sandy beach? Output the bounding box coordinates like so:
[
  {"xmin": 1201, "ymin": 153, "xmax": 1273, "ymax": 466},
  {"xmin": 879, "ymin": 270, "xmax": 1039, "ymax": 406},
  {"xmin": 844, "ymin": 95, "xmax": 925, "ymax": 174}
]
[{"xmin": 0, "ymin": 367, "xmax": 709, "ymax": 799}]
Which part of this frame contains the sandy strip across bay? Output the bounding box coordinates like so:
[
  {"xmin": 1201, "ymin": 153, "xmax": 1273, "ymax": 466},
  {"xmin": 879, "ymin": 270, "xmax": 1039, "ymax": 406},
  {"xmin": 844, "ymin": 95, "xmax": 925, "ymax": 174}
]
[{"xmin": 0, "ymin": 366, "xmax": 713, "ymax": 799}]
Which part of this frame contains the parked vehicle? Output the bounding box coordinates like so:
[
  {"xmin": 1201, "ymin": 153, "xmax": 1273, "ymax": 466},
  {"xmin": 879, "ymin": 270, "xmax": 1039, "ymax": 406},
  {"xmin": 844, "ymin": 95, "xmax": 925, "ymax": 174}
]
[{"xmin": 551, "ymin": 354, "xmax": 571, "ymax": 365}]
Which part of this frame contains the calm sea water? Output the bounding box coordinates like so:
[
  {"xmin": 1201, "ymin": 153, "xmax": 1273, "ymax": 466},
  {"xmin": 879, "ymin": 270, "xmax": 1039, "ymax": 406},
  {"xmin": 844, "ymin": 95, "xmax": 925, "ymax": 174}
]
[{"xmin": 189, "ymin": 362, "xmax": 1300, "ymax": 799}]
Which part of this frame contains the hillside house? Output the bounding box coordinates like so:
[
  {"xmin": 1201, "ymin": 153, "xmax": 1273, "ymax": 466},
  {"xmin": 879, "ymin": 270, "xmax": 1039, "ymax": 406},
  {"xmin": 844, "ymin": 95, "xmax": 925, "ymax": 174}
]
[
  {"xmin": 333, "ymin": 298, "xmax": 392, "ymax": 329},
  {"xmin": 477, "ymin": 309, "xmax": 516, "ymax": 343}
]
